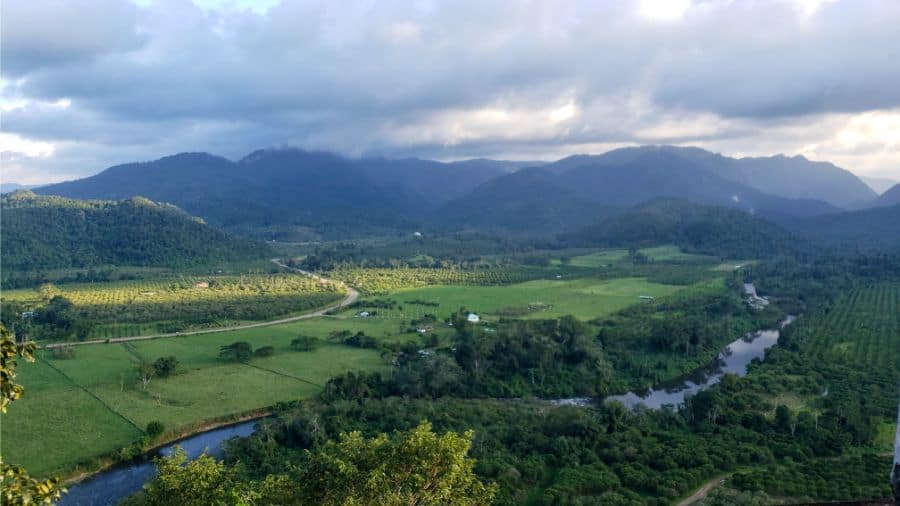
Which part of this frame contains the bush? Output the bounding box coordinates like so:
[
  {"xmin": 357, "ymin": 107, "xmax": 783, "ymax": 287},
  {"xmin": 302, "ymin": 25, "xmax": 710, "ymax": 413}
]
[
  {"xmin": 291, "ymin": 336, "xmax": 320, "ymax": 351},
  {"xmin": 219, "ymin": 342, "xmax": 253, "ymax": 362},
  {"xmin": 146, "ymin": 421, "xmax": 165, "ymax": 438},
  {"xmin": 153, "ymin": 356, "xmax": 179, "ymax": 377},
  {"xmin": 254, "ymin": 346, "xmax": 275, "ymax": 357}
]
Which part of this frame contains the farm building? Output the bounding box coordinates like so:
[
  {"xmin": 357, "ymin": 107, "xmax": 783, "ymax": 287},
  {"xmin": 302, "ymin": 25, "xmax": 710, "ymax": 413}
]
[
  {"xmin": 356, "ymin": 311, "xmax": 370, "ymax": 318},
  {"xmin": 639, "ymin": 295, "xmax": 654, "ymax": 301},
  {"xmin": 194, "ymin": 281, "xmax": 209, "ymax": 289},
  {"xmin": 20, "ymin": 311, "xmax": 36, "ymax": 319},
  {"xmin": 467, "ymin": 313, "xmax": 480, "ymax": 323},
  {"xmin": 416, "ymin": 326, "xmax": 434, "ymax": 333}
]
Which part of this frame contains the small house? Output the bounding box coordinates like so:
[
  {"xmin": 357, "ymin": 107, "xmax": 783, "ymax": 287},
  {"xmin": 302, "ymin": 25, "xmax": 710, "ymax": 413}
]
[
  {"xmin": 467, "ymin": 313, "xmax": 480, "ymax": 323},
  {"xmin": 194, "ymin": 281, "xmax": 209, "ymax": 289},
  {"xmin": 21, "ymin": 311, "xmax": 36, "ymax": 319},
  {"xmin": 639, "ymin": 295, "xmax": 654, "ymax": 301},
  {"xmin": 357, "ymin": 311, "xmax": 371, "ymax": 318},
  {"xmin": 416, "ymin": 325, "xmax": 434, "ymax": 333}
]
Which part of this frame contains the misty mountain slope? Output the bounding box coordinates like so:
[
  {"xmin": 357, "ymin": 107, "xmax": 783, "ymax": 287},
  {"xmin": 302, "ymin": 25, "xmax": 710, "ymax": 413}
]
[
  {"xmin": 545, "ymin": 146, "xmax": 873, "ymax": 209},
  {"xmin": 870, "ymin": 183, "xmax": 900, "ymax": 207},
  {"xmin": 354, "ymin": 157, "xmax": 525, "ymax": 206},
  {"xmin": 550, "ymin": 151, "xmax": 838, "ymax": 219},
  {"xmin": 786, "ymin": 202, "xmax": 900, "ymax": 249},
  {"xmin": 861, "ymin": 176, "xmax": 899, "ymax": 194},
  {"xmin": 1, "ymin": 191, "xmax": 267, "ymax": 272},
  {"xmin": 431, "ymin": 167, "xmax": 612, "ymax": 233},
  {"xmin": 563, "ymin": 199, "xmax": 801, "ymax": 259}
]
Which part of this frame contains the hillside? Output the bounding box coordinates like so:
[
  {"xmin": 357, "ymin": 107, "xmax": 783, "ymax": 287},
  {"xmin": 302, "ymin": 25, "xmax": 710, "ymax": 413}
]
[
  {"xmin": 438, "ymin": 150, "xmax": 839, "ymax": 233},
  {"xmin": 786, "ymin": 202, "xmax": 900, "ymax": 250},
  {"xmin": 0, "ymin": 191, "xmax": 268, "ymax": 272},
  {"xmin": 356, "ymin": 157, "xmax": 533, "ymax": 205},
  {"xmin": 550, "ymin": 145, "xmax": 874, "ymax": 208},
  {"xmin": 563, "ymin": 199, "xmax": 801, "ymax": 259},
  {"xmin": 431, "ymin": 167, "xmax": 611, "ymax": 234},
  {"xmin": 35, "ymin": 150, "xmax": 416, "ymax": 239},
  {"xmin": 871, "ymin": 184, "xmax": 900, "ymax": 208}
]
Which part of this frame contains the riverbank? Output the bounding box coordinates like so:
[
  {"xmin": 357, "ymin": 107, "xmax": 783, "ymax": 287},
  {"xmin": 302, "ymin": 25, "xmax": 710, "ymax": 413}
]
[{"xmin": 59, "ymin": 408, "xmax": 272, "ymax": 486}]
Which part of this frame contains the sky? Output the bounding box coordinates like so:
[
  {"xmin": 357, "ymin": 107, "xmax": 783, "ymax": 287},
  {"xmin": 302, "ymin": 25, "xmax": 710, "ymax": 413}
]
[{"xmin": 2, "ymin": 0, "xmax": 900, "ymax": 185}]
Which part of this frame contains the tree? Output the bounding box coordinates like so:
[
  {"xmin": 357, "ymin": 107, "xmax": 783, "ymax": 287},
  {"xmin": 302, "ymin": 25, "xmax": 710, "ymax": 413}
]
[
  {"xmin": 0, "ymin": 324, "xmax": 65, "ymax": 504},
  {"xmin": 152, "ymin": 356, "xmax": 179, "ymax": 378},
  {"xmin": 146, "ymin": 421, "xmax": 165, "ymax": 438},
  {"xmin": 291, "ymin": 335, "xmax": 320, "ymax": 351},
  {"xmin": 219, "ymin": 342, "xmax": 252, "ymax": 362},
  {"xmin": 136, "ymin": 361, "xmax": 155, "ymax": 390},
  {"xmin": 254, "ymin": 346, "xmax": 275, "ymax": 357},
  {"xmin": 295, "ymin": 421, "xmax": 497, "ymax": 505}
]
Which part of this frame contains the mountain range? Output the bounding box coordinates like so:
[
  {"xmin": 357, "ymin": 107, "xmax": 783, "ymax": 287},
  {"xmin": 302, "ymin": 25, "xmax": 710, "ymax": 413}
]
[{"xmin": 33, "ymin": 145, "xmax": 898, "ymax": 248}]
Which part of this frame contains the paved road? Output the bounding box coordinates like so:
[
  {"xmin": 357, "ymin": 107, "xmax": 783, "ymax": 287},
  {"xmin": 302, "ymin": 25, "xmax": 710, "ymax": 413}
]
[{"xmin": 42, "ymin": 259, "xmax": 359, "ymax": 348}]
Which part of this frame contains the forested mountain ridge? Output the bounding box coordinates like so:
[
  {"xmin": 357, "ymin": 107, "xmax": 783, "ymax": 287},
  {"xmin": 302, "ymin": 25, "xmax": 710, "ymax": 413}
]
[
  {"xmin": 35, "ymin": 145, "xmax": 873, "ymax": 238},
  {"xmin": 784, "ymin": 202, "xmax": 900, "ymax": 250},
  {"xmin": 545, "ymin": 145, "xmax": 874, "ymax": 208},
  {"xmin": 0, "ymin": 191, "xmax": 268, "ymax": 272},
  {"xmin": 563, "ymin": 199, "xmax": 802, "ymax": 259},
  {"xmin": 436, "ymin": 150, "xmax": 840, "ymax": 233}
]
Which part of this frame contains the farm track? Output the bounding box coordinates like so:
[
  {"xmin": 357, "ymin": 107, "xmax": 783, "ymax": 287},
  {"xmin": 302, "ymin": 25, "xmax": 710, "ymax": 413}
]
[
  {"xmin": 677, "ymin": 476, "xmax": 727, "ymax": 505},
  {"xmin": 42, "ymin": 259, "xmax": 359, "ymax": 348}
]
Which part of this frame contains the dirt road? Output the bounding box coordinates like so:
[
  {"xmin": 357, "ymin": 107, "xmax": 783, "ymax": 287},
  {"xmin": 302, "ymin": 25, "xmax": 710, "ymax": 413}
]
[{"xmin": 42, "ymin": 259, "xmax": 358, "ymax": 348}]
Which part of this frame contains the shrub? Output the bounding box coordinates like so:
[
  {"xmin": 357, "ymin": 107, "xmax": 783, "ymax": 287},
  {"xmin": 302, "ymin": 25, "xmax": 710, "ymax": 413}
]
[
  {"xmin": 291, "ymin": 336, "xmax": 320, "ymax": 351},
  {"xmin": 146, "ymin": 421, "xmax": 165, "ymax": 438},
  {"xmin": 219, "ymin": 341, "xmax": 253, "ymax": 362},
  {"xmin": 254, "ymin": 346, "xmax": 275, "ymax": 357}
]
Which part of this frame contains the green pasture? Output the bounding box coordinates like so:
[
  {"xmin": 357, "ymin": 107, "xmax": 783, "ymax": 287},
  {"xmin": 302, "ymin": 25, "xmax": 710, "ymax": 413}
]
[
  {"xmin": 3, "ymin": 331, "xmax": 384, "ymax": 477},
  {"xmin": 564, "ymin": 246, "xmax": 717, "ymax": 268},
  {"xmin": 366, "ymin": 276, "xmax": 695, "ymax": 322}
]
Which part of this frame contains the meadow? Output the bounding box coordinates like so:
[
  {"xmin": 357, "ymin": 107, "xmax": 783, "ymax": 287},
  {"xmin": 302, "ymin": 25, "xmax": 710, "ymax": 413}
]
[{"xmin": 3, "ymin": 326, "xmax": 385, "ymax": 477}]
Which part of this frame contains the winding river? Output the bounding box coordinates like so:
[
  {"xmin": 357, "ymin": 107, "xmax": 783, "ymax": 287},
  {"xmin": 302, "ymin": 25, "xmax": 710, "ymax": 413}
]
[
  {"xmin": 59, "ymin": 420, "xmax": 258, "ymax": 506},
  {"xmin": 606, "ymin": 315, "xmax": 796, "ymax": 409},
  {"xmin": 58, "ymin": 316, "xmax": 796, "ymax": 505}
]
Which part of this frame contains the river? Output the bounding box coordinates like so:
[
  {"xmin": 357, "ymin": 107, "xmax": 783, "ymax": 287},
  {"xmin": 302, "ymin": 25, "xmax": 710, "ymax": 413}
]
[
  {"xmin": 606, "ymin": 315, "xmax": 796, "ymax": 409},
  {"xmin": 59, "ymin": 420, "xmax": 258, "ymax": 506},
  {"xmin": 59, "ymin": 316, "xmax": 796, "ymax": 504}
]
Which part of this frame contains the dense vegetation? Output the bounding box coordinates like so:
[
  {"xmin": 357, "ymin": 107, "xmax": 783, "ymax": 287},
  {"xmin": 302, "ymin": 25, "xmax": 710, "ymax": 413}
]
[
  {"xmin": 0, "ymin": 191, "xmax": 267, "ymax": 275},
  {"xmin": 564, "ymin": 199, "xmax": 803, "ymax": 259}
]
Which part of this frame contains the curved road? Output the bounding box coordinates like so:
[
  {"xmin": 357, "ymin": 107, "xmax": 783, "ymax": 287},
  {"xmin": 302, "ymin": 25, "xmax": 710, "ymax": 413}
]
[{"xmin": 43, "ymin": 259, "xmax": 358, "ymax": 348}]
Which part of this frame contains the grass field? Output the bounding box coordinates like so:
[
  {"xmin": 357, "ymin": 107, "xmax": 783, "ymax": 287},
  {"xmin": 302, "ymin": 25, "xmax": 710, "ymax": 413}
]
[
  {"xmin": 564, "ymin": 246, "xmax": 716, "ymax": 268},
  {"xmin": 3, "ymin": 329, "xmax": 384, "ymax": 477},
  {"xmin": 372, "ymin": 277, "xmax": 691, "ymax": 321}
]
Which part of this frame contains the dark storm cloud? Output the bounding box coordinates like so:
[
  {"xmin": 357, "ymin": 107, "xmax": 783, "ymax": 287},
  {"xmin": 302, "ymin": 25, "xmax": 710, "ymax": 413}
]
[
  {"xmin": 2, "ymin": 0, "xmax": 900, "ymax": 182},
  {"xmin": 1, "ymin": 0, "xmax": 146, "ymax": 76}
]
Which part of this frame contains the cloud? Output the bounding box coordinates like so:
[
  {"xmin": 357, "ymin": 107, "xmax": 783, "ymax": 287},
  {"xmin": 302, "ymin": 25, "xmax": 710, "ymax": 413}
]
[{"xmin": 1, "ymin": 0, "xmax": 899, "ymax": 183}]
